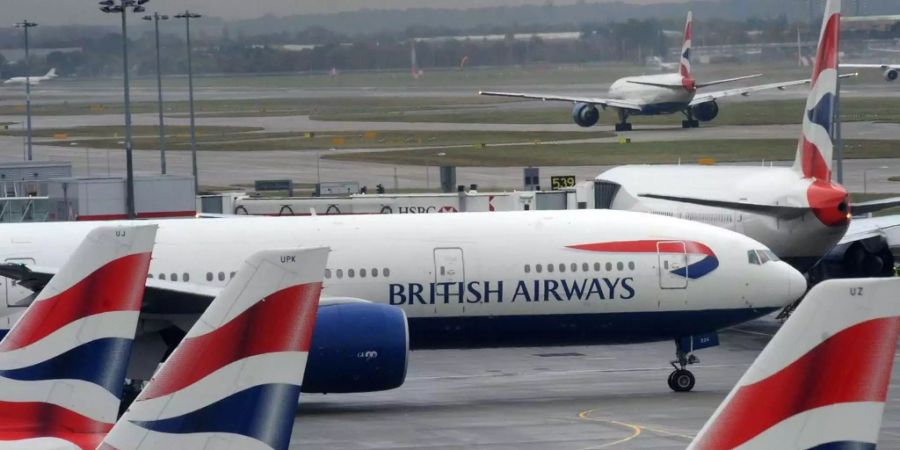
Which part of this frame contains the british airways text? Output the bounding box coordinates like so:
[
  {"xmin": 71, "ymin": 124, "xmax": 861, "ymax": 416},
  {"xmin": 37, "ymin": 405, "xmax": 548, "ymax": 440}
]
[{"xmin": 389, "ymin": 277, "xmax": 636, "ymax": 305}]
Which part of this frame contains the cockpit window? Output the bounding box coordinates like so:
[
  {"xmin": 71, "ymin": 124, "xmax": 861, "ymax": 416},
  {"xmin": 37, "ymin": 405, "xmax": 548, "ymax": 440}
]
[
  {"xmin": 747, "ymin": 250, "xmax": 760, "ymax": 265},
  {"xmin": 765, "ymin": 250, "xmax": 780, "ymax": 262},
  {"xmin": 757, "ymin": 250, "xmax": 770, "ymax": 264}
]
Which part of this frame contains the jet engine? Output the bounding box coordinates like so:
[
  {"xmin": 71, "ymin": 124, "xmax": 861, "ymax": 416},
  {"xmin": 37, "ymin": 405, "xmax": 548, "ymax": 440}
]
[
  {"xmin": 572, "ymin": 103, "xmax": 600, "ymax": 127},
  {"xmin": 691, "ymin": 101, "xmax": 719, "ymax": 122},
  {"xmin": 885, "ymin": 68, "xmax": 898, "ymax": 82},
  {"xmin": 302, "ymin": 302, "xmax": 409, "ymax": 393},
  {"xmin": 809, "ymin": 235, "xmax": 895, "ymax": 283}
]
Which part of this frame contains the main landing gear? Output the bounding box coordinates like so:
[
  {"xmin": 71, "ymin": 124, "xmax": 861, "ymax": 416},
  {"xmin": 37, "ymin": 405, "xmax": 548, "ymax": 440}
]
[
  {"xmin": 615, "ymin": 109, "xmax": 633, "ymax": 132},
  {"xmin": 681, "ymin": 109, "xmax": 699, "ymax": 128},
  {"xmin": 668, "ymin": 350, "xmax": 698, "ymax": 392}
]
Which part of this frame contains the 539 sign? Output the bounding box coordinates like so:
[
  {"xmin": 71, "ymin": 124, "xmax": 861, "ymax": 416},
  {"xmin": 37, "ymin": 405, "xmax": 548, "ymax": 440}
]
[{"xmin": 550, "ymin": 176, "xmax": 577, "ymax": 190}]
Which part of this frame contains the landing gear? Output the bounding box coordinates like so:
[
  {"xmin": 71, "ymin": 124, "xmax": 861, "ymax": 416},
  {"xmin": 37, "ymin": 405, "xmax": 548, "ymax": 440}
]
[
  {"xmin": 668, "ymin": 347, "xmax": 699, "ymax": 392},
  {"xmin": 615, "ymin": 110, "xmax": 633, "ymax": 132},
  {"xmin": 681, "ymin": 109, "xmax": 700, "ymax": 128}
]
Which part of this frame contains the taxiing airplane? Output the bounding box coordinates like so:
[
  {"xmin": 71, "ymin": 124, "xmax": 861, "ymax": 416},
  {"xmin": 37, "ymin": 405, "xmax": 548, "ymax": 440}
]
[
  {"xmin": 593, "ymin": 0, "xmax": 900, "ymax": 281},
  {"xmin": 689, "ymin": 276, "xmax": 900, "ymax": 449},
  {"xmin": 841, "ymin": 63, "xmax": 898, "ymax": 82},
  {"xmin": 479, "ymin": 12, "xmax": 836, "ymax": 131},
  {"xmin": 100, "ymin": 247, "xmax": 328, "ymax": 450},
  {"xmin": 3, "ymin": 68, "xmax": 57, "ymax": 86},
  {"xmin": 0, "ymin": 225, "xmax": 157, "ymax": 450},
  {"xmin": 0, "ymin": 210, "xmax": 805, "ymax": 392}
]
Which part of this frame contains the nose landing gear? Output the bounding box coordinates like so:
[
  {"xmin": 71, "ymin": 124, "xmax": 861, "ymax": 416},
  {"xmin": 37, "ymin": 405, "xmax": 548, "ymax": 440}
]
[{"xmin": 668, "ymin": 351, "xmax": 698, "ymax": 392}]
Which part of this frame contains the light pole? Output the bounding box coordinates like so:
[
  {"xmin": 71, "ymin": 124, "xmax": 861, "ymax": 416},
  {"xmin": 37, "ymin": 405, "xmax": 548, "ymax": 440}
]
[
  {"xmin": 15, "ymin": 20, "xmax": 37, "ymax": 161},
  {"xmin": 100, "ymin": 0, "xmax": 146, "ymax": 220},
  {"xmin": 143, "ymin": 12, "xmax": 168, "ymax": 175},
  {"xmin": 863, "ymin": 166, "xmax": 890, "ymax": 194},
  {"xmin": 175, "ymin": 11, "xmax": 201, "ymax": 195}
]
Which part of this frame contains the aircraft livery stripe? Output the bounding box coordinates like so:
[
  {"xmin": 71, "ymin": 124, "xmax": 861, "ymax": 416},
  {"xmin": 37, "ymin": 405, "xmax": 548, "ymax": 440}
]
[
  {"xmin": 806, "ymin": 442, "xmax": 876, "ymax": 450},
  {"xmin": 0, "ymin": 401, "xmax": 113, "ymax": 436},
  {"xmin": 130, "ymin": 383, "xmax": 301, "ymax": 450},
  {"xmin": 567, "ymin": 240, "xmax": 714, "ymax": 257},
  {"xmin": 690, "ymin": 317, "xmax": 899, "ymax": 450},
  {"xmin": 138, "ymin": 282, "xmax": 321, "ymax": 401},
  {"xmin": 0, "ymin": 338, "xmax": 132, "ymax": 398},
  {"xmin": 0, "ymin": 252, "xmax": 151, "ymax": 352}
]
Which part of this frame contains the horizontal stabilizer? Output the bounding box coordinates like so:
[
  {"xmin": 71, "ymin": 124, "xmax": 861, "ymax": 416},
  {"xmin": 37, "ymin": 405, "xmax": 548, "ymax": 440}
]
[
  {"xmin": 639, "ymin": 193, "xmax": 808, "ymax": 219},
  {"xmin": 695, "ymin": 73, "xmax": 763, "ymax": 88},
  {"xmin": 853, "ymin": 196, "xmax": 900, "ymax": 215},
  {"xmin": 477, "ymin": 90, "xmax": 643, "ymax": 111}
]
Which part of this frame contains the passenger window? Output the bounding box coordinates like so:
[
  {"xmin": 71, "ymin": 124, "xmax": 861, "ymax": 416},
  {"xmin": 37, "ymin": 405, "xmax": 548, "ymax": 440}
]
[
  {"xmin": 582, "ymin": 263, "xmax": 589, "ymax": 272},
  {"xmin": 348, "ymin": 269, "xmax": 355, "ymax": 278},
  {"xmin": 159, "ymin": 273, "xmax": 166, "ymax": 280},
  {"xmin": 536, "ymin": 264, "xmax": 543, "ymax": 273},
  {"xmin": 628, "ymin": 262, "xmax": 635, "ymax": 270},
  {"xmin": 383, "ymin": 268, "xmax": 390, "ymax": 277},
  {"xmin": 230, "ymin": 272, "xmax": 236, "ymax": 279},
  {"xmin": 337, "ymin": 269, "xmax": 344, "ymax": 279},
  {"xmin": 664, "ymin": 261, "xmax": 669, "ymax": 269},
  {"xmin": 440, "ymin": 266, "xmax": 445, "ymax": 276},
  {"xmin": 594, "ymin": 262, "xmax": 601, "ymax": 271},
  {"xmin": 183, "ymin": 273, "xmax": 189, "ymax": 282},
  {"xmin": 206, "ymin": 272, "xmax": 213, "ymax": 282},
  {"xmin": 570, "ymin": 263, "xmax": 578, "ymax": 272},
  {"xmin": 747, "ymin": 250, "xmax": 760, "ymax": 265},
  {"xmin": 170, "ymin": 273, "xmax": 177, "ymax": 281},
  {"xmin": 325, "ymin": 269, "xmax": 332, "ymax": 279},
  {"xmin": 616, "ymin": 262, "xmax": 624, "ymax": 271},
  {"xmin": 524, "ymin": 265, "xmax": 531, "ymax": 274},
  {"xmin": 360, "ymin": 269, "xmax": 367, "ymax": 278},
  {"xmin": 605, "ymin": 262, "xmax": 612, "ymax": 271},
  {"xmin": 372, "ymin": 268, "xmax": 378, "ymax": 277},
  {"xmin": 559, "ymin": 263, "xmax": 566, "ymax": 273},
  {"xmin": 547, "ymin": 264, "xmax": 554, "ymax": 273},
  {"xmin": 218, "ymin": 272, "xmax": 225, "ymax": 281}
]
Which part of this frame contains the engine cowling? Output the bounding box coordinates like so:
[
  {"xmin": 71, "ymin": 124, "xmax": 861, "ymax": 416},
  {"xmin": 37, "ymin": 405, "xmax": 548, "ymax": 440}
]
[
  {"xmin": 885, "ymin": 68, "xmax": 898, "ymax": 82},
  {"xmin": 692, "ymin": 101, "xmax": 719, "ymax": 122},
  {"xmin": 572, "ymin": 103, "xmax": 600, "ymax": 127},
  {"xmin": 809, "ymin": 235, "xmax": 895, "ymax": 283},
  {"xmin": 302, "ymin": 302, "xmax": 409, "ymax": 393}
]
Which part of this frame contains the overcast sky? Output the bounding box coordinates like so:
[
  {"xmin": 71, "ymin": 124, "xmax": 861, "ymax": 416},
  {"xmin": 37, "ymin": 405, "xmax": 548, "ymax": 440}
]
[{"xmin": 4, "ymin": 0, "xmax": 686, "ymax": 26}]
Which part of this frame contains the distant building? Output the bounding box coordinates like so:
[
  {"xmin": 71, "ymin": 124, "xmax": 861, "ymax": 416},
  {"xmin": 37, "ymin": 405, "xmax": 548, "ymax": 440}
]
[{"xmin": 0, "ymin": 47, "xmax": 82, "ymax": 63}]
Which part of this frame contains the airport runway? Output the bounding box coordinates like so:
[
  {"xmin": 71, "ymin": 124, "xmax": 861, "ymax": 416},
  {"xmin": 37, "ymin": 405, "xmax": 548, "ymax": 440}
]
[{"xmin": 290, "ymin": 316, "xmax": 900, "ymax": 449}]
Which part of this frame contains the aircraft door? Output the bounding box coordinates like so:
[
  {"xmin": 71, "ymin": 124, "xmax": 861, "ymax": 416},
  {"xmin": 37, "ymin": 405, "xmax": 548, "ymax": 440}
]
[
  {"xmin": 433, "ymin": 247, "xmax": 465, "ymax": 309},
  {"xmin": 657, "ymin": 241, "xmax": 688, "ymax": 289}
]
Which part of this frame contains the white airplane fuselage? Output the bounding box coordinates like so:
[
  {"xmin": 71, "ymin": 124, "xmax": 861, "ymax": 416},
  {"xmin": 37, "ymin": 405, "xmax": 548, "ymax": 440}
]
[
  {"xmin": 598, "ymin": 165, "xmax": 850, "ymax": 271},
  {"xmin": 0, "ymin": 210, "xmax": 804, "ymax": 348},
  {"xmin": 608, "ymin": 73, "xmax": 694, "ymax": 114}
]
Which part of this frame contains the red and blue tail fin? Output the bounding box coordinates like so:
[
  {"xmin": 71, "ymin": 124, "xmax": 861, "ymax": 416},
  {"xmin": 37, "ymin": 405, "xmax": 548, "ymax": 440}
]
[
  {"xmin": 100, "ymin": 247, "xmax": 329, "ymax": 450},
  {"xmin": 793, "ymin": 0, "xmax": 840, "ymax": 183},
  {"xmin": 680, "ymin": 11, "xmax": 693, "ymax": 79},
  {"xmin": 0, "ymin": 225, "xmax": 157, "ymax": 449},
  {"xmin": 689, "ymin": 277, "xmax": 900, "ymax": 450}
]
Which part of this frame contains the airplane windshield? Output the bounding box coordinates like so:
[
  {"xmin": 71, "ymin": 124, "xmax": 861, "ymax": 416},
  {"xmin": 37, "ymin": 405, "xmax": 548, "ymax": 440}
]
[
  {"xmin": 747, "ymin": 250, "xmax": 760, "ymax": 265},
  {"xmin": 748, "ymin": 249, "xmax": 779, "ymax": 265}
]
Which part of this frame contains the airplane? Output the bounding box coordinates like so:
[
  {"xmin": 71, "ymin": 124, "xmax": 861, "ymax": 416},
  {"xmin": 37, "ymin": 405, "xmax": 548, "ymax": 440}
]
[
  {"xmin": 3, "ymin": 68, "xmax": 57, "ymax": 86},
  {"xmin": 689, "ymin": 276, "xmax": 900, "ymax": 449},
  {"xmin": 592, "ymin": 0, "xmax": 900, "ymax": 282},
  {"xmin": 0, "ymin": 209, "xmax": 806, "ymax": 392},
  {"xmin": 479, "ymin": 12, "xmax": 844, "ymax": 131},
  {"xmin": 841, "ymin": 63, "xmax": 898, "ymax": 82},
  {"xmin": 100, "ymin": 247, "xmax": 328, "ymax": 450},
  {"xmin": 0, "ymin": 225, "xmax": 157, "ymax": 450}
]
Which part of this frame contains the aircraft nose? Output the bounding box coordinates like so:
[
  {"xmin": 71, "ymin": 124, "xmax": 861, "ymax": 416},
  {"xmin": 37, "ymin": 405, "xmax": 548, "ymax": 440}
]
[{"xmin": 784, "ymin": 263, "xmax": 808, "ymax": 305}]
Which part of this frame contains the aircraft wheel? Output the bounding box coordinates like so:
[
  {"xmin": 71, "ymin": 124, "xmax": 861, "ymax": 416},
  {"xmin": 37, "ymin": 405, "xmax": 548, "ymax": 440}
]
[
  {"xmin": 668, "ymin": 369, "xmax": 695, "ymax": 392},
  {"xmin": 681, "ymin": 120, "xmax": 692, "ymax": 129},
  {"xmin": 690, "ymin": 119, "xmax": 700, "ymax": 128}
]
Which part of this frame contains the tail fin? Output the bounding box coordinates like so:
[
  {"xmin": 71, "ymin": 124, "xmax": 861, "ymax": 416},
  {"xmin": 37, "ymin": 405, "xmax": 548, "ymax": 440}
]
[
  {"xmin": 0, "ymin": 225, "xmax": 156, "ymax": 446},
  {"xmin": 45, "ymin": 68, "xmax": 56, "ymax": 78},
  {"xmin": 680, "ymin": 11, "xmax": 693, "ymax": 79},
  {"xmin": 793, "ymin": 0, "xmax": 840, "ymax": 182},
  {"xmin": 100, "ymin": 247, "xmax": 329, "ymax": 450},
  {"xmin": 688, "ymin": 278, "xmax": 900, "ymax": 450}
]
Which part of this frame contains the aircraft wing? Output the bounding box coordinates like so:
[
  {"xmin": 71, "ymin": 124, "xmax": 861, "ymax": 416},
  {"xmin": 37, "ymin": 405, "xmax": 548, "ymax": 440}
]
[
  {"xmin": 840, "ymin": 215, "xmax": 900, "ymax": 246},
  {"xmin": 638, "ymin": 193, "xmax": 809, "ymax": 219},
  {"xmin": 841, "ymin": 63, "xmax": 895, "ymax": 69},
  {"xmin": 689, "ymin": 73, "xmax": 858, "ymax": 106},
  {"xmin": 478, "ymin": 91, "xmax": 643, "ymax": 111}
]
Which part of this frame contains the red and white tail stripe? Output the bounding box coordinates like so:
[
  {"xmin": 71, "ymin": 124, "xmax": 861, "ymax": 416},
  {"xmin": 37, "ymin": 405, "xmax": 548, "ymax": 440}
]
[
  {"xmin": 0, "ymin": 225, "xmax": 157, "ymax": 450},
  {"xmin": 689, "ymin": 278, "xmax": 900, "ymax": 450},
  {"xmin": 100, "ymin": 247, "xmax": 329, "ymax": 450},
  {"xmin": 793, "ymin": 0, "xmax": 840, "ymax": 182}
]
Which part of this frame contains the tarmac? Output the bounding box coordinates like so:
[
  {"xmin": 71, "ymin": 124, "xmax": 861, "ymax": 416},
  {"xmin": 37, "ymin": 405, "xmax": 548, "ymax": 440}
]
[{"xmin": 290, "ymin": 316, "xmax": 900, "ymax": 449}]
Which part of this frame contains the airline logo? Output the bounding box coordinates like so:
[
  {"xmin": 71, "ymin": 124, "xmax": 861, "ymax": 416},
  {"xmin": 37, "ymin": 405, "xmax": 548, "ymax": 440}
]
[
  {"xmin": 690, "ymin": 277, "xmax": 900, "ymax": 450},
  {"xmin": 101, "ymin": 248, "xmax": 327, "ymax": 450},
  {"xmin": 796, "ymin": 3, "xmax": 839, "ymax": 182},
  {"xmin": 0, "ymin": 226, "xmax": 155, "ymax": 450},
  {"xmin": 567, "ymin": 240, "xmax": 719, "ymax": 279}
]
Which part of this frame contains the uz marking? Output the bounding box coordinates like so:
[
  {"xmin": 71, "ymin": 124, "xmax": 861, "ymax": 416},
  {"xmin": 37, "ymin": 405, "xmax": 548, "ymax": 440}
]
[
  {"xmin": 281, "ymin": 256, "xmax": 296, "ymax": 263},
  {"xmin": 850, "ymin": 287, "xmax": 864, "ymax": 296}
]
